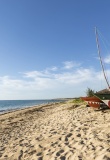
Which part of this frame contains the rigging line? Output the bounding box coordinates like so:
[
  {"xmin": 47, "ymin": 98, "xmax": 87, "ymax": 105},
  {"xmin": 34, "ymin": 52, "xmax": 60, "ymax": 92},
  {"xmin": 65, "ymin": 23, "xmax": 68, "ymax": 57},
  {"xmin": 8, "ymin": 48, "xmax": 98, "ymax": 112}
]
[
  {"xmin": 97, "ymin": 28, "xmax": 110, "ymax": 48},
  {"xmin": 97, "ymin": 29, "xmax": 110, "ymax": 85},
  {"xmin": 95, "ymin": 27, "xmax": 110, "ymax": 89},
  {"xmin": 98, "ymin": 31, "xmax": 110, "ymax": 54},
  {"xmin": 98, "ymin": 36, "xmax": 109, "ymax": 55},
  {"xmin": 97, "ymin": 29, "xmax": 110, "ymax": 84}
]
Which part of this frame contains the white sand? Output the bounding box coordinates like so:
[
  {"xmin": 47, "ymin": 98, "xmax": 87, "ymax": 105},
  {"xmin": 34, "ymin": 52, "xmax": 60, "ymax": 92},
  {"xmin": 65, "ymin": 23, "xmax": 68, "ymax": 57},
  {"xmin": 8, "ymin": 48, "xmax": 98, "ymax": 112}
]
[{"xmin": 0, "ymin": 101, "xmax": 110, "ymax": 160}]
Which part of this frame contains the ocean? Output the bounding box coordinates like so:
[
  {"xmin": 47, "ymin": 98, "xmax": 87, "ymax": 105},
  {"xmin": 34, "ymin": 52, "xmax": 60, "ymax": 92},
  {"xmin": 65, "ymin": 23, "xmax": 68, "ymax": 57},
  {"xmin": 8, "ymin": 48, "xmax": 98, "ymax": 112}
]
[{"xmin": 0, "ymin": 99, "xmax": 64, "ymax": 114}]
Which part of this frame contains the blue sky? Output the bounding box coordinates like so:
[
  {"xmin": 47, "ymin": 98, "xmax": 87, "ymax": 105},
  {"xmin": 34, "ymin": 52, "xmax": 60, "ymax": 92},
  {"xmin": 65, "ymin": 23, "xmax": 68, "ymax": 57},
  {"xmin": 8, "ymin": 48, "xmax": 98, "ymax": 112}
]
[{"xmin": 0, "ymin": 0, "xmax": 110, "ymax": 100}]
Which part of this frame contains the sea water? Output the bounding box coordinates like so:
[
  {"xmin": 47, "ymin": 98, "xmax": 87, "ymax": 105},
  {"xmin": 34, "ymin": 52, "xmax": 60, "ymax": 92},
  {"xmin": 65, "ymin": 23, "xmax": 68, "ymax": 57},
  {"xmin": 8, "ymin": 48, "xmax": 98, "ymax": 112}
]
[{"xmin": 0, "ymin": 99, "xmax": 63, "ymax": 114}]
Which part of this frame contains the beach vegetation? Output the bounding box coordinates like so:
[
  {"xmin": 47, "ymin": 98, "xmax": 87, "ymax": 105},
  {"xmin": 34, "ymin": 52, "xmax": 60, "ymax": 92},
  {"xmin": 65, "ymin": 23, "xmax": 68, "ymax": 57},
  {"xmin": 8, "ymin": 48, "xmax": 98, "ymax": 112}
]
[
  {"xmin": 70, "ymin": 98, "xmax": 85, "ymax": 104},
  {"xmin": 86, "ymin": 88, "xmax": 95, "ymax": 97}
]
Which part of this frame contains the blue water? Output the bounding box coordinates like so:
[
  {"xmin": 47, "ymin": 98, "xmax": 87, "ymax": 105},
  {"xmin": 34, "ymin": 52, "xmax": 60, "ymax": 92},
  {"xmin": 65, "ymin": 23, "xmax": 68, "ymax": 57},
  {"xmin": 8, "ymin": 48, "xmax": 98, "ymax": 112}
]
[{"xmin": 0, "ymin": 99, "xmax": 63, "ymax": 114}]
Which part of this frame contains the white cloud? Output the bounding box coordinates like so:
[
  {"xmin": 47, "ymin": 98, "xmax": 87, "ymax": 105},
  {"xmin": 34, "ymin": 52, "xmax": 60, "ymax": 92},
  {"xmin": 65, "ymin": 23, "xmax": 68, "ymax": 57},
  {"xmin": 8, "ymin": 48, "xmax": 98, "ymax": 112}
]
[
  {"xmin": 48, "ymin": 66, "xmax": 58, "ymax": 71},
  {"xmin": 0, "ymin": 61, "xmax": 110, "ymax": 100},
  {"xmin": 63, "ymin": 61, "xmax": 81, "ymax": 69},
  {"xmin": 24, "ymin": 71, "xmax": 44, "ymax": 78},
  {"xmin": 104, "ymin": 55, "xmax": 110, "ymax": 64}
]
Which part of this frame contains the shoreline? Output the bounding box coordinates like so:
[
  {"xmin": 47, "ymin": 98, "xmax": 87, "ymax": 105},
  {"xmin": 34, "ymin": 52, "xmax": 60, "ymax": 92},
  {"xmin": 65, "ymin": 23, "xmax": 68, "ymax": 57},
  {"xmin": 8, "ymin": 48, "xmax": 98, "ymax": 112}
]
[
  {"xmin": 0, "ymin": 101, "xmax": 110, "ymax": 159},
  {"xmin": 0, "ymin": 101, "xmax": 63, "ymax": 119},
  {"xmin": 0, "ymin": 99, "xmax": 65, "ymax": 116}
]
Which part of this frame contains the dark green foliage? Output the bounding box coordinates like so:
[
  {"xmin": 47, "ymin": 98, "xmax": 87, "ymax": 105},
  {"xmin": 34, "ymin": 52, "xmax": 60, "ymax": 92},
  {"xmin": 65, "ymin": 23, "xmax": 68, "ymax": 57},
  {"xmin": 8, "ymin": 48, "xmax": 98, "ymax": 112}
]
[{"xmin": 86, "ymin": 88, "xmax": 95, "ymax": 97}]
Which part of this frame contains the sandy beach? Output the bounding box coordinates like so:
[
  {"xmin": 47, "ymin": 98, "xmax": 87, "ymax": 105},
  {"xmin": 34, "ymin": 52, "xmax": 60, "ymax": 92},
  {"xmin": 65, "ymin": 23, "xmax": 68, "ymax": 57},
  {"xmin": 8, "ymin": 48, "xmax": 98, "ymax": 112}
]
[{"xmin": 0, "ymin": 101, "xmax": 110, "ymax": 160}]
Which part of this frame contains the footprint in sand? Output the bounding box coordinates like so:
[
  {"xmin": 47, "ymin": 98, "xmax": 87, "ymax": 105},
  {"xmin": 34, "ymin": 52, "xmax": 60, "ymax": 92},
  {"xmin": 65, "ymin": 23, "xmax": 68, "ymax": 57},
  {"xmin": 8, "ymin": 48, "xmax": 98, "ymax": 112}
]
[{"xmin": 56, "ymin": 149, "xmax": 64, "ymax": 156}]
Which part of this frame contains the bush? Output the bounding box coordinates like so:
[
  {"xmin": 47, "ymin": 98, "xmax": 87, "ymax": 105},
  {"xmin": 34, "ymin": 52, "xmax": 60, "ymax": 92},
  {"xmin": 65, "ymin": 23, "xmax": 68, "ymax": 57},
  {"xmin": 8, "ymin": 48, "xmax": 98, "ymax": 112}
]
[{"xmin": 86, "ymin": 88, "xmax": 95, "ymax": 97}]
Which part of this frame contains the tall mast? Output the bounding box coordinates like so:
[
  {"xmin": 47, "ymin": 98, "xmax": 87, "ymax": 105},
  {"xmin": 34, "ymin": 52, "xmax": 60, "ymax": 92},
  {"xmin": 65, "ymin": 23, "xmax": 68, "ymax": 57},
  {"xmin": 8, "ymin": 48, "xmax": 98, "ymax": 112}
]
[{"xmin": 95, "ymin": 27, "xmax": 110, "ymax": 89}]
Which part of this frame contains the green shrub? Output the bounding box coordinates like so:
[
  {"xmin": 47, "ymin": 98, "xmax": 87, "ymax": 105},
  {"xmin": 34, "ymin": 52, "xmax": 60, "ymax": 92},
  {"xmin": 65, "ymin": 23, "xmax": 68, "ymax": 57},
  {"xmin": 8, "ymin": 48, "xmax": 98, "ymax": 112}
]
[{"xmin": 86, "ymin": 88, "xmax": 95, "ymax": 97}]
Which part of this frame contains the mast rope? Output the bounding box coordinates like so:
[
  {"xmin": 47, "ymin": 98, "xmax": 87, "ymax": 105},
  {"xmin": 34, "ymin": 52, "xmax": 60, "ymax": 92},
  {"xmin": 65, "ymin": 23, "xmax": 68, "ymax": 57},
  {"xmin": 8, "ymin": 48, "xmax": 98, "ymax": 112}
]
[
  {"xmin": 95, "ymin": 27, "xmax": 110, "ymax": 89},
  {"xmin": 97, "ymin": 29, "xmax": 110, "ymax": 86}
]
